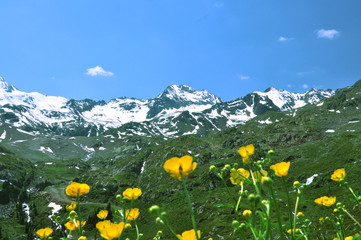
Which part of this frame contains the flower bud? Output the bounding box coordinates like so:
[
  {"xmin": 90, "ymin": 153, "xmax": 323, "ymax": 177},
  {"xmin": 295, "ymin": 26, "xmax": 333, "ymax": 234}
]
[
  {"xmin": 156, "ymin": 217, "xmax": 164, "ymax": 225},
  {"xmin": 261, "ymin": 200, "xmax": 270, "ymax": 207},
  {"xmin": 232, "ymin": 220, "xmax": 240, "ymax": 228},
  {"xmin": 116, "ymin": 194, "xmax": 122, "ymax": 201},
  {"xmin": 149, "ymin": 205, "xmax": 160, "ymax": 215},
  {"xmin": 239, "ymin": 223, "xmax": 246, "ymax": 229},
  {"xmin": 261, "ymin": 176, "xmax": 273, "ymax": 187},
  {"xmin": 138, "ymin": 233, "xmax": 144, "ymax": 239},
  {"xmin": 161, "ymin": 212, "xmax": 167, "ymax": 218},
  {"xmin": 248, "ymin": 194, "xmax": 256, "ymax": 202},
  {"xmin": 156, "ymin": 231, "xmax": 163, "ymax": 237},
  {"xmin": 209, "ymin": 165, "xmax": 217, "ymax": 173},
  {"xmin": 243, "ymin": 210, "xmax": 252, "ymax": 219},
  {"xmin": 224, "ymin": 164, "xmax": 231, "ymax": 170},
  {"xmin": 333, "ymin": 208, "xmax": 338, "ymax": 213},
  {"xmin": 233, "ymin": 163, "xmax": 239, "ymax": 169},
  {"xmin": 125, "ymin": 223, "xmax": 132, "ymax": 230},
  {"xmin": 69, "ymin": 210, "xmax": 77, "ymax": 218},
  {"xmin": 293, "ymin": 181, "xmax": 301, "ymax": 189},
  {"xmin": 336, "ymin": 202, "xmax": 342, "ymax": 208},
  {"xmin": 268, "ymin": 150, "xmax": 274, "ymax": 156}
]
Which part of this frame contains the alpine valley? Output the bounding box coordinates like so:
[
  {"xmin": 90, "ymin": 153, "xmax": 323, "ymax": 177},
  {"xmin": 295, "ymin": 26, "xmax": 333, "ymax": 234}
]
[{"xmin": 1, "ymin": 76, "xmax": 361, "ymax": 239}]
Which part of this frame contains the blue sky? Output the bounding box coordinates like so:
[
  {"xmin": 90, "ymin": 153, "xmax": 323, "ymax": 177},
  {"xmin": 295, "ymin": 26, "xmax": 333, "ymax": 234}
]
[{"xmin": 1, "ymin": 0, "xmax": 361, "ymax": 102}]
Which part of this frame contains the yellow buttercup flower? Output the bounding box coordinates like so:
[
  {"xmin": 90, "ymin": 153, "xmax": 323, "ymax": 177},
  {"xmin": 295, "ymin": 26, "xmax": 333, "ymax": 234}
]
[
  {"xmin": 176, "ymin": 229, "xmax": 201, "ymax": 240},
  {"xmin": 314, "ymin": 196, "xmax": 336, "ymax": 207},
  {"xmin": 96, "ymin": 220, "xmax": 125, "ymax": 240},
  {"xmin": 123, "ymin": 188, "xmax": 142, "ymax": 200},
  {"xmin": 287, "ymin": 228, "xmax": 299, "ymax": 234},
  {"xmin": 252, "ymin": 170, "xmax": 268, "ymax": 182},
  {"xmin": 242, "ymin": 209, "xmax": 252, "ymax": 219},
  {"xmin": 66, "ymin": 201, "xmax": 77, "ymax": 211},
  {"xmin": 163, "ymin": 155, "xmax": 197, "ymax": 180},
  {"xmin": 319, "ymin": 217, "xmax": 324, "ymax": 224},
  {"xmin": 126, "ymin": 208, "xmax": 140, "ymax": 221},
  {"xmin": 65, "ymin": 220, "xmax": 86, "ymax": 231},
  {"xmin": 344, "ymin": 237, "xmax": 353, "ymax": 240},
  {"xmin": 238, "ymin": 144, "xmax": 255, "ymax": 164},
  {"xmin": 97, "ymin": 210, "xmax": 108, "ymax": 220},
  {"xmin": 36, "ymin": 228, "xmax": 53, "ymax": 239},
  {"xmin": 331, "ymin": 168, "xmax": 346, "ymax": 182},
  {"xmin": 297, "ymin": 212, "xmax": 304, "ymax": 218},
  {"xmin": 270, "ymin": 162, "xmax": 290, "ymax": 177},
  {"xmin": 78, "ymin": 237, "xmax": 87, "ymax": 240},
  {"xmin": 65, "ymin": 182, "xmax": 90, "ymax": 197},
  {"xmin": 230, "ymin": 168, "xmax": 250, "ymax": 185}
]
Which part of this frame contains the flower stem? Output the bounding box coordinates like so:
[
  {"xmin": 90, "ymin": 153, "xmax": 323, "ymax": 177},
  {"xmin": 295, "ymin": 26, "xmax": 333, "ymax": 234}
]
[
  {"xmin": 269, "ymin": 187, "xmax": 285, "ymax": 240},
  {"xmin": 181, "ymin": 178, "xmax": 200, "ymax": 240},
  {"xmin": 342, "ymin": 208, "xmax": 361, "ymax": 229},
  {"xmin": 346, "ymin": 184, "xmax": 361, "ymax": 210},
  {"xmin": 282, "ymin": 177, "xmax": 293, "ymax": 240},
  {"xmin": 135, "ymin": 220, "xmax": 140, "ymax": 240},
  {"xmin": 161, "ymin": 217, "xmax": 181, "ymax": 240},
  {"xmin": 292, "ymin": 191, "xmax": 300, "ymax": 240}
]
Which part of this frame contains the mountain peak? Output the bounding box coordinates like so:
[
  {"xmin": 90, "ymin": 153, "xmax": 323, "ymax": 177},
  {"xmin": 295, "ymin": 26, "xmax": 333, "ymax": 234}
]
[
  {"xmin": 157, "ymin": 84, "xmax": 222, "ymax": 104},
  {"xmin": 0, "ymin": 77, "xmax": 17, "ymax": 93}
]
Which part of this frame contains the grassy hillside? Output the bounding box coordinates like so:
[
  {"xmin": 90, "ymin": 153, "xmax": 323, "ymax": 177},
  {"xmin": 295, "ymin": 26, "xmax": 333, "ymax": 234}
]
[{"xmin": 1, "ymin": 80, "xmax": 361, "ymax": 239}]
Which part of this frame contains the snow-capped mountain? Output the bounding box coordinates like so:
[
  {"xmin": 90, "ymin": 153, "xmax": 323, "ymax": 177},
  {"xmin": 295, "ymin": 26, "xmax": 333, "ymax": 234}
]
[{"xmin": 0, "ymin": 77, "xmax": 335, "ymax": 138}]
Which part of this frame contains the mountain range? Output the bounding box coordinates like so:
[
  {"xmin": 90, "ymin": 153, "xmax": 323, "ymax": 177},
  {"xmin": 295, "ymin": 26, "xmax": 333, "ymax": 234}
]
[{"xmin": 0, "ymin": 77, "xmax": 335, "ymax": 139}]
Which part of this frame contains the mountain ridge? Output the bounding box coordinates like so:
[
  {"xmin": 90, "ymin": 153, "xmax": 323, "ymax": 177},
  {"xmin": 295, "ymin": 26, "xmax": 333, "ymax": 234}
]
[{"xmin": 0, "ymin": 76, "xmax": 335, "ymax": 138}]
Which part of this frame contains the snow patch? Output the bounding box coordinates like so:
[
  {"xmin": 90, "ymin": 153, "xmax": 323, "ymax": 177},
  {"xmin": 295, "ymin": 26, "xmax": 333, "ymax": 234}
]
[
  {"xmin": 22, "ymin": 203, "xmax": 31, "ymax": 223},
  {"xmin": 306, "ymin": 174, "xmax": 318, "ymax": 185}
]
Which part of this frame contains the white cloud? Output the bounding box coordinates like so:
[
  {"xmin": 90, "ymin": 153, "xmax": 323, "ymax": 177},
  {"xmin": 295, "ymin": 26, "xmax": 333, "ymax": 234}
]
[
  {"xmin": 238, "ymin": 74, "xmax": 250, "ymax": 80},
  {"xmin": 316, "ymin": 29, "xmax": 340, "ymax": 39},
  {"xmin": 213, "ymin": 1, "xmax": 224, "ymax": 8},
  {"xmin": 278, "ymin": 36, "xmax": 294, "ymax": 42},
  {"xmin": 302, "ymin": 84, "xmax": 309, "ymax": 89},
  {"xmin": 86, "ymin": 66, "xmax": 114, "ymax": 77}
]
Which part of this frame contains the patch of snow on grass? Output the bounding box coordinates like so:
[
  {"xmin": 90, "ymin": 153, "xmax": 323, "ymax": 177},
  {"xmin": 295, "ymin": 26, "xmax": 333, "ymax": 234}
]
[
  {"xmin": 0, "ymin": 130, "xmax": 6, "ymax": 140},
  {"xmin": 348, "ymin": 120, "xmax": 360, "ymax": 124},
  {"xmin": 306, "ymin": 174, "xmax": 318, "ymax": 185},
  {"xmin": 22, "ymin": 203, "xmax": 31, "ymax": 222}
]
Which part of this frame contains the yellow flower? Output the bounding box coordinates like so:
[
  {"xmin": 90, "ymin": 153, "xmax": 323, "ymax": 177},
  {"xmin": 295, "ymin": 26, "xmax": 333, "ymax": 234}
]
[
  {"xmin": 238, "ymin": 144, "xmax": 255, "ymax": 164},
  {"xmin": 36, "ymin": 228, "xmax": 53, "ymax": 239},
  {"xmin": 163, "ymin": 155, "xmax": 197, "ymax": 180},
  {"xmin": 331, "ymin": 168, "xmax": 346, "ymax": 182},
  {"xmin": 65, "ymin": 220, "xmax": 86, "ymax": 231},
  {"xmin": 345, "ymin": 237, "xmax": 353, "ymax": 240},
  {"xmin": 66, "ymin": 201, "xmax": 77, "ymax": 211},
  {"xmin": 297, "ymin": 212, "xmax": 304, "ymax": 218},
  {"xmin": 242, "ymin": 209, "xmax": 252, "ymax": 219},
  {"xmin": 319, "ymin": 217, "xmax": 324, "ymax": 224},
  {"xmin": 65, "ymin": 182, "xmax": 90, "ymax": 197},
  {"xmin": 97, "ymin": 210, "xmax": 108, "ymax": 220},
  {"xmin": 96, "ymin": 220, "xmax": 125, "ymax": 240},
  {"xmin": 314, "ymin": 196, "xmax": 336, "ymax": 207},
  {"xmin": 270, "ymin": 162, "xmax": 290, "ymax": 177},
  {"xmin": 287, "ymin": 229, "xmax": 299, "ymax": 234},
  {"xmin": 123, "ymin": 188, "xmax": 142, "ymax": 200},
  {"xmin": 78, "ymin": 237, "xmax": 87, "ymax": 240},
  {"xmin": 252, "ymin": 170, "xmax": 268, "ymax": 182},
  {"xmin": 230, "ymin": 168, "xmax": 250, "ymax": 185},
  {"xmin": 176, "ymin": 229, "xmax": 201, "ymax": 240},
  {"xmin": 126, "ymin": 208, "xmax": 140, "ymax": 221}
]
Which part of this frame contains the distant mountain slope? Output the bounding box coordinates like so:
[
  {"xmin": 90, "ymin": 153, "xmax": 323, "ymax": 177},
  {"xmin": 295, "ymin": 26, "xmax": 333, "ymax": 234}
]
[{"xmin": 0, "ymin": 77, "xmax": 334, "ymax": 138}]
